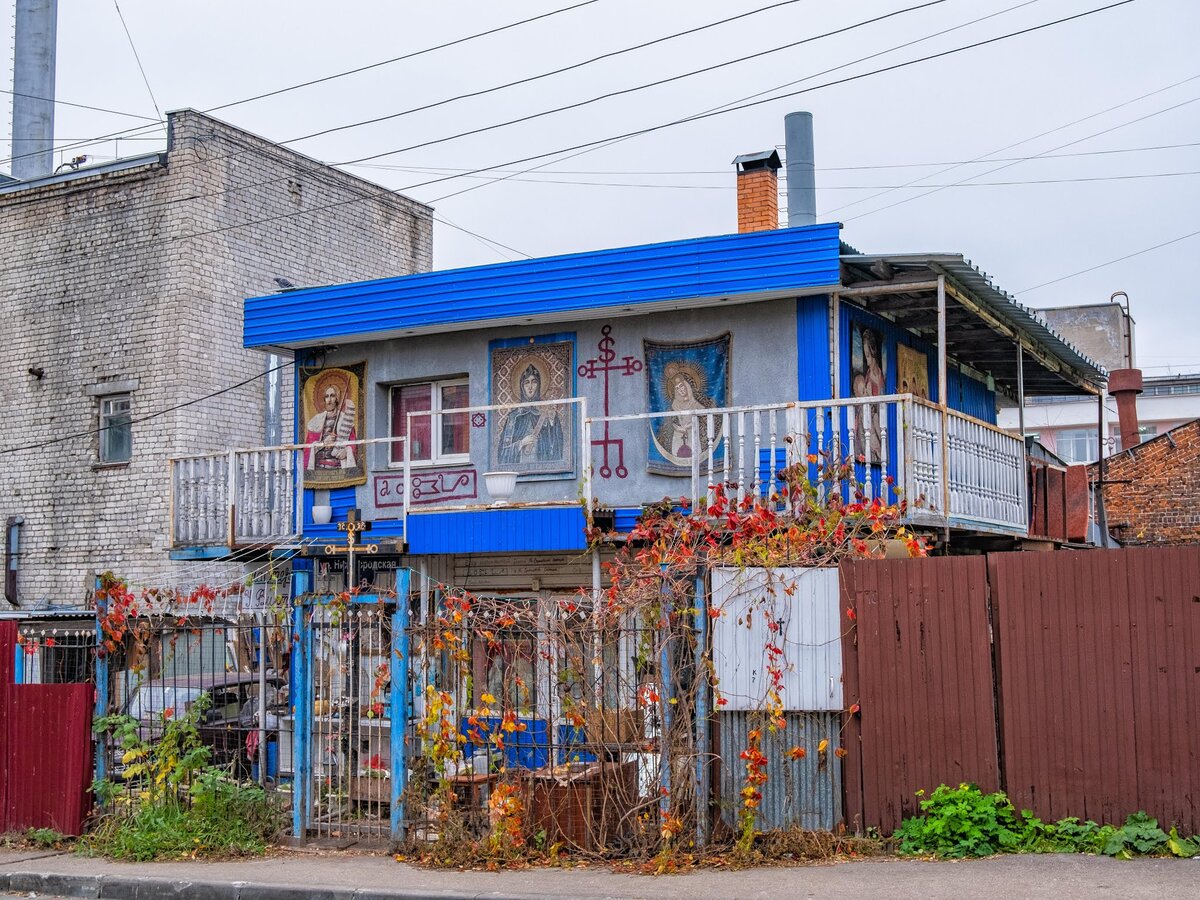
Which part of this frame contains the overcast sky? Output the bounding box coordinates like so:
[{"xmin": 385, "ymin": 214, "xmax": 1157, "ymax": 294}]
[{"xmin": 3, "ymin": 0, "xmax": 1197, "ymax": 372}]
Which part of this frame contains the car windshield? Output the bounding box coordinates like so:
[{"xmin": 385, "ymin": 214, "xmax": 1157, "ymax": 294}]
[{"xmin": 129, "ymin": 686, "xmax": 204, "ymax": 721}]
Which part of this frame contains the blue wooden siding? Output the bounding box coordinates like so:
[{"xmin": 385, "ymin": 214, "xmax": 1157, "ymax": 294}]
[
  {"xmin": 796, "ymin": 294, "xmax": 833, "ymax": 401},
  {"xmin": 302, "ymin": 487, "xmax": 404, "ymax": 542},
  {"xmin": 405, "ymin": 507, "xmax": 587, "ymax": 554},
  {"xmin": 244, "ymin": 224, "xmax": 842, "ymax": 348}
]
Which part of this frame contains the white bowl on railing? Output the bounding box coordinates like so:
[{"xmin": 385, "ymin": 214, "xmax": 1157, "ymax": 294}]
[
  {"xmin": 311, "ymin": 504, "xmax": 333, "ymax": 525},
  {"xmin": 483, "ymin": 471, "xmax": 519, "ymax": 503}
]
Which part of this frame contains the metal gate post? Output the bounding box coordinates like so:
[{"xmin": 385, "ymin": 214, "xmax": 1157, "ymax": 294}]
[
  {"xmin": 93, "ymin": 577, "xmax": 109, "ymax": 789},
  {"xmin": 290, "ymin": 570, "xmax": 312, "ymax": 841},
  {"xmin": 693, "ymin": 568, "xmax": 709, "ymax": 848},
  {"xmin": 390, "ymin": 569, "xmax": 412, "ymax": 844},
  {"xmin": 659, "ymin": 564, "xmax": 673, "ymax": 819}
]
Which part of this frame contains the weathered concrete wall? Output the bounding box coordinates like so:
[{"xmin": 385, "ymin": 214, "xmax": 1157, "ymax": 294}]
[
  {"xmin": 0, "ymin": 110, "xmax": 432, "ymax": 606},
  {"xmin": 1040, "ymin": 303, "xmax": 1131, "ymax": 372}
]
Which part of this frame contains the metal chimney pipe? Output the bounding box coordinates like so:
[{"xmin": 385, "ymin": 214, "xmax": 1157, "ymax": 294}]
[
  {"xmin": 784, "ymin": 111, "xmax": 816, "ymax": 227},
  {"xmin": 11, "ymin": 0, "xmax": 58, "ymax": 181}
]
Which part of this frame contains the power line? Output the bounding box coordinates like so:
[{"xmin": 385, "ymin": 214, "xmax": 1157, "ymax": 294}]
[
  {"xmin": 334, "ymin": 0, "xmax": 951, "ymax": 167},
  {"xmin": 831, "ymin": 69, "xmax": 1200, "ymax": 219},
  {"xmin": 1, "ymin": 0, "xmax": 1142, "ymax": 279},
  {"xmin": 112, "ymin": 0, "xmax": 164, "ymax": 123},
  {"xmin": 0, "ymin": 0, "xmax": 606, "ymax": 170},
  {"xmin": 425, "ymin": 0, "xmax": 1046, "ymax": 204},
  {"xmin": 289, "ymin": 0, "xmax": 850, "ymax": 148},
  {"xmin": 3, "ymin": 0, "xmax": 942, "ymax": 249},
  {"xmin": 1019, "ymin": 228, "xmax": 1200, "ymax": 294},
  {"xmin": 0, "ymin": 87, "xmax": 160, "ymax": 122},
  {"xmin": 343, "ymin": 141, "xmax": 1200, "ymax": 177},
  {"xmin": 0, "ymin": 360, "xmax": 294, "ymax": 457}
]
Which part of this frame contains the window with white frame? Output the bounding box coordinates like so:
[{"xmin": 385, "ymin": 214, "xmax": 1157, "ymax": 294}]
[
  {"xmin": 389, "ymin": 379, "xmax": 469, "ymax": 465},
  {"xmin": 99, "ymin": 394, "xmax": 132, "ymax": 463},
  {"xmin": 1055, "ymin": 427, "xmax": 1099, "ymax": 464}
]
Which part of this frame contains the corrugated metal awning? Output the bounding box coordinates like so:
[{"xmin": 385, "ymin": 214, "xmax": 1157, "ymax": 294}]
[{"xmin": 840, "ymin": 253, "xmax": 1106, "ymax": 396}]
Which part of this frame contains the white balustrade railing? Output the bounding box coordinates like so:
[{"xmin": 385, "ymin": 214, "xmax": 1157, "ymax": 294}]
[
  {"xmin": 170, "ymin": 397, "xmax": 1030, "ymax": 548},
  {"xmin": 944, "ymin": 405, "xmax": 1026, "ymax": 531}
]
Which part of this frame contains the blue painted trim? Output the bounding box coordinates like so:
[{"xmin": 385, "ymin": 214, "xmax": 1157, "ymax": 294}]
[
  {"xmin": 694, "ymin": 570, "xmax": 709, "ymax": 847},
  {"xmin": 244, "ymin": 224, "xmax": 842, "ymax": 348},
  {"xmin": 93, "ymin": 577, "xmax": 109, "ymax": 790},
  {"xmin": 390, "ymin": 569, "xmax": 412, "ymax": 843},
  {"xmin": 291, "ymin": 570, "xmax": 311, "ymax": 840},
  {"xmin": 404, "ymin": 506, "xmax": 587, "ymax": 554},
  {"xmin": 168, "ymin": 546, "xmax": 232, "ymax": 560},
  {"xmin": 14, "ymin": 642, "xmax": 24, "ymax": 685}
]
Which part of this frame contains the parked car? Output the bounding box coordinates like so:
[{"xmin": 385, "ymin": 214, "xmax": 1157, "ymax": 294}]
[{"xmin": 122, "ymin": 673, "xmax": 286, "ymax": 774}]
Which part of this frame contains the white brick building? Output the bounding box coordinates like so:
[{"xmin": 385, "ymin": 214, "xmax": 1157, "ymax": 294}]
[{"xmin": 0, "ymin": 109, "xmax": 432, "ymax": 607}]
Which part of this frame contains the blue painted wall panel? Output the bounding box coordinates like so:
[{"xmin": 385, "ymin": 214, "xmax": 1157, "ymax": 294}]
[
  {"xmin": 302, "ymin": 487, "xmax": 404, "ymax": 542},
  {"xmin": 245, "ymin": 225, "xmax": 841, "ymax": 348},
  {"xmin": 405, "ymin": 507, "xmax": 587, "ymax": 554},
  {"xmin": 796, "ymin": 294, "xmax": 832, "ymax": 401}
]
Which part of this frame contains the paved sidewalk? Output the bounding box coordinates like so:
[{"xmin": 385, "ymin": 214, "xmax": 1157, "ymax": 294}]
[{"xmin": 1, "ymin": 847, "xmax": 1196, "ymax": 899}]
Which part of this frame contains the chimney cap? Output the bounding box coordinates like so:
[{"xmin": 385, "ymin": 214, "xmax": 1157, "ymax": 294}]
[{"xmin": 733, "ymin": 150, "xmax": 781, "ymax": 173}]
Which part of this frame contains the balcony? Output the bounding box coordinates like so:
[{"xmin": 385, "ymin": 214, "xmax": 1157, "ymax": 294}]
[{"xmin": 168, "ymin": 396, "xmax": 1030, "ymax": 552}]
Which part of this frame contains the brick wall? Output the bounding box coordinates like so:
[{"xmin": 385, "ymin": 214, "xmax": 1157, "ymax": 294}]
[
  {"xmin": 0, "ymin": 110, "xmax": 432, "ymax": 607},
  {"xmin": 736, "ymin": 168, "xmax": 779, "ymax": 234},
  {"xmin": 1094, "ymin": 419, "xmax": 1200, "ymax": 545}
]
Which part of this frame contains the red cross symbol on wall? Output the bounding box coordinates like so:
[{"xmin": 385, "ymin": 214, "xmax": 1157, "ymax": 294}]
[{"xmin": 577, "ymin": 324, "xmax": 642, "ymax": 478}]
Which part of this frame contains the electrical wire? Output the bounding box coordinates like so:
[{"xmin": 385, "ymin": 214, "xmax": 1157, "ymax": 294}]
[
  {"xmin": 0, "ymin": 360, "xmax": 294, "ymax": 456},
  {"xmin": 2, "ymin": 0, "xmax": 947, "ymax": 254},
  {"xmin": 0, "ymin": 88, "xmax": 160, "ymax": 122},
  {"xmin": 0, "ymin": 0, "xmax": 606, "ymax": 170},
  {"xmin": 830, "ymin": 71, "xmax": 1200, "ymax": 218},
  {"xmin": 1019, "ymin": 227, "xmax": 1200, "ymax": 294},
  {"xmin": 112, "ymin": 0, "xmax": 164, "ymax": 124},
  {"xmin": 1, "ymin": 0, "xmax": 1145, "ymax": 280}
]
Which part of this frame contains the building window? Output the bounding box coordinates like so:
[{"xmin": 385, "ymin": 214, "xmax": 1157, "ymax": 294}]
[
  {"xmin": 1113, "ymin": 424, "xmax": 1158, "ymax": 453},
  {"xmin": 1055, "ymin": 428, "xmax": 1099, "ymax": 464},
  {"xmin": 389, "ymin": 379, "xmax": 469, "ymax": 465},
  {"xmin": 99, "ymin": 394, "xmax": 132, "ymax": 463}
]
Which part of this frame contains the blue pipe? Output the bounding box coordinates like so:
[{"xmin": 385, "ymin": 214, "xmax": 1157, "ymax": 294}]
[
  {"xmin": 694, "ymin": 569, "xmax": 709, "ymax": 848},
  {"xmin": 290, "ymin": 570, "xmax": 311, "ymax": 841},
  {"xmin": 93, "ymin": 577, "xmax": 109, "ymax": 788},
  {"xmin": 390, "ymin": 569, "xmax": 412, "ymax": 844},
  {"xmin": 659, "ymin": 564, "xmax": 673, "ymax": 820}
]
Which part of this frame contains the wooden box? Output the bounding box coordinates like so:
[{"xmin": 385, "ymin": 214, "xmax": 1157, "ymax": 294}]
[{"xmin": 525, "ymin": 760, "xmax": 638, "ymax": 852}]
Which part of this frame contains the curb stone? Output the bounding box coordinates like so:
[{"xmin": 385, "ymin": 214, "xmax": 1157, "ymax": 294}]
[{"xmin": 0, "ymin": 872, "xmax": 555, "ymax": 900}]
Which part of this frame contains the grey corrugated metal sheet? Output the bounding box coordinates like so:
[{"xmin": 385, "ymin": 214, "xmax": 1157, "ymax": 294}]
[
  {"xmin": 841, "ymin": 253, "xmax": 1107, "ymax": 384},
  {"xmin": 711, "ymin": 567, "xmax": 842, "ymax": 711},
  {"xmin": 719, "ymin": 710, "xmax": 843, "ymax": 831}
]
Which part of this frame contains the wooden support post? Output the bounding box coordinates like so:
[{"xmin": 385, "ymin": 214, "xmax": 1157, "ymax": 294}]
[{"xmin": 830, "ymin": 292, "xmax": 841, "ymax": 399}]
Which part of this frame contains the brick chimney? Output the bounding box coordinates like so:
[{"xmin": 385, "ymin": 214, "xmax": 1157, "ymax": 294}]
[
  {"xmin": 1108, "ymin": 368, "xmax": 1143, "ymax": 450},
  {"xmin": 734, "ymin": 150, "xmax": 782, "ymax": 233}
]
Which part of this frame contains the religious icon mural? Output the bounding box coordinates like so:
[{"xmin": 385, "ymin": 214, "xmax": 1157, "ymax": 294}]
[
  {"xmin": 897, "ymin": 343, "xmax": 930, "ymax": 400},
  {"xmin": 644, "ymin": 333, "xmax": 731, "ymax": 476},
  {"xmin": 490, "ymin": 339, "xmax": 574, "ymax": 476},
  {"xmin": 301, "ymin": 362, "xmax": 367, "ymax": 489},
  {"xmin": 850, "ymin": 322, "xmax": 887, "ymax": 461}
]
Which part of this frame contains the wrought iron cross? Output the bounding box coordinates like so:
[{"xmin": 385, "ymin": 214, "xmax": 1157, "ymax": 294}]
[
  {"xmin": 577, "ymin": 324, "xmax": 642, "ymax": 478},
  {"xmin": 320, "ymin": 508, "xmax": 377, "ymax": 587}
]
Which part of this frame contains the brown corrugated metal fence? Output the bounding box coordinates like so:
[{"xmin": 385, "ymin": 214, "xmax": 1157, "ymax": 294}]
[
  {"xmin": 0, "ymin": 621, "xmax": 95, "ymax": 835},
  {"xmin": 991, "ymin": 547, "xmax": 1199, "ymax": 834},
  {"xmin": 840, "ymin": 557, "xmax": 999, "ymax": 835},
  {"xmin": 841, "ymin": 548, "xmax": 1200, "ymax": 836}
]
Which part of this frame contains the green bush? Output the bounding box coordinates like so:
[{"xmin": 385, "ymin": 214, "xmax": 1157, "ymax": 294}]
[
  {"xmin": 896, "ymin": 784, "xmax": 1199, "ymax": 860},
  {"xmin": 895, "ymin": 783, "xmax": 1023, "ymax": 858},
  {"xmin": 85, "ymin": 693, "xmax": 281, "ymax": 861}
]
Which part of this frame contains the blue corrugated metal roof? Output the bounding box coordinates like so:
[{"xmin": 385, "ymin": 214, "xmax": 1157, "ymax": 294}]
[{"xmin": 244, "ymin": 223, "xmax": 841, "ymax": 349}]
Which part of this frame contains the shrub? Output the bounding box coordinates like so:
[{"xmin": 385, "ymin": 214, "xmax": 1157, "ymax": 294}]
[{"xmin": 897, "ymin": 784, "xmax": 1199, "ymax": 860}]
